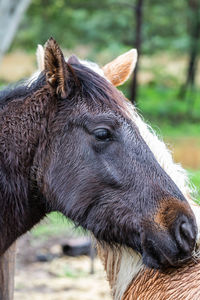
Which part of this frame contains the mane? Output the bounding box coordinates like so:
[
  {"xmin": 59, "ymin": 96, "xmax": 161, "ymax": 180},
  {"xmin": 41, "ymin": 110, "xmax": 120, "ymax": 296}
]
[
  {"xmin": 0, "ymin": 73, "xmax": 46, "ymax": 109},
  {"xmin": 66, "ymin": 62, "xmax": 126, "ymax": 114},
  {"xmin": 0, "ymin": 62, "xmax": 126, "ymax": 115}
]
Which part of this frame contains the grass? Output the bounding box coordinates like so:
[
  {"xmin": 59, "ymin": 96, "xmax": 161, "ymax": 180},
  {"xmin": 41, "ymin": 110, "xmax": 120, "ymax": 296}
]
[
  {"xmin": 0, "ymin": 80, "xmax": 9, "ymax": 87},
  {"xmin": 137, "ymin": 84, "xmax": 200, "ymax": 138},
  {"xmin": 147, "ymin": 121, "xmax": 200, "ymax": 138},
  {"xmin": 189, "ymin": 169, "xmax": 200, "ymax": 204},
  {"xmin": 31, "ymin": 212, "xmax": 84, "ymax": 240},
  {"xmin": 138, "ymin": 84, "xmax": 200, "ymax": 119},
  {"xmin": 63, "ymin": 265, "xmax": 88, "ymax": 278},
  {"xmin": 118, "ymin": 82, "xmax": 200, "ymax": 139}
]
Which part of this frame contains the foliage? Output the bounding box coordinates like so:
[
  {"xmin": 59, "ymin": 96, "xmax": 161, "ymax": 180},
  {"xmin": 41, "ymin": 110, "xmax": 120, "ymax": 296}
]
[
  {"xmin": 12, "ymin": 0, "xmax": 193, "ymax": 55},
  {"xmin": 138, "ymin": 84, "xmax": 200, "ymax": 123},
  {"xmin": 8, "ymin": 0, "xmax": 199, "ymax": 122},
  {"xmin": 189, "ymin": 170, "xmax": 200, "ymax": 203},
  {"xmin": 153, "ymin": 122, "xmax": 200, "ymax": 138},
  {"xmin": 118, "ymin": 79, "xmax": 200, "ymax": 125}
]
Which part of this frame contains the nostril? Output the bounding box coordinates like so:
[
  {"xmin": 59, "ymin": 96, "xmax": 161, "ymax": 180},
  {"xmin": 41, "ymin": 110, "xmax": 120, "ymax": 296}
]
[
  {"xmin": 175, "ymin": 220, "xmax": 196, "ymax": 253},
  {"xmin": 180, "ymin": 221, "xmax": 196, "ymax": 251},
  {"xmin": 180, "ymin": 222, "xmax": 195, "ymax": 243}
]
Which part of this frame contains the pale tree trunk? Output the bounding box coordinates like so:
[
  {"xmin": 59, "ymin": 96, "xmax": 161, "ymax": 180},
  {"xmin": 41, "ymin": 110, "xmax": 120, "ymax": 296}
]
[
  {"xmin": 0, "ymin": 243, "xmax": 16, "ymax": 300},
  {"xmin": 0, "ymin": 1, "xmax": 29, "ymax": 285},
  {"xmin": 0, "ymin": 0, "xmax": 31, "ymax": 63},
  {"xmin": 179, "ymin": 0, "xmax": 200, "ymax": 98}
]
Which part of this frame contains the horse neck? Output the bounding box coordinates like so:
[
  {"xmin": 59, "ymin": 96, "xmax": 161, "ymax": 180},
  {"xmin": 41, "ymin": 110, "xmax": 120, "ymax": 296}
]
[{"xmin": 0, "ymin": 86, "xmax": 54, "ymax": 254}]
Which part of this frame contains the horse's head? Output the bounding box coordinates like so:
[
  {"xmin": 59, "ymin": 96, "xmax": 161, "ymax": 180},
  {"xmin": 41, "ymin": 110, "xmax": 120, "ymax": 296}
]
[{"xmin": 37, "ymin": 38, "xmax": 197, "ymax": 269}]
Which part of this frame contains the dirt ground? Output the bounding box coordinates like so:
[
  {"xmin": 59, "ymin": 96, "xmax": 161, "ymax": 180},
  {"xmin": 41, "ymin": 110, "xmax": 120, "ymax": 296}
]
[{"xmin": 14, "ymin": 235, "xmax": 112, "ymax": 300}]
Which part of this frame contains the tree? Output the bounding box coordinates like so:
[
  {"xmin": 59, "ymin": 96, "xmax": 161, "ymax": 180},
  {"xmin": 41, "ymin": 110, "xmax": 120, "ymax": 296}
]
[
  {"xmin": 0, "ymin": 2, "xmax": 31, "ymax": 297},
  {"xmin": 0, "ymin": 0, "xmax": 31, "ymax": 63},
  {"xmin": 179, "ymin": 0, "xmax": 200, "ymax": 98},
  {"xmin": 0, "ymin": 243, "xmax": 16, "ymax": 300},
  {"xmin": 130, "ymin": 0, "xmax": 144, "ymax": 104}
]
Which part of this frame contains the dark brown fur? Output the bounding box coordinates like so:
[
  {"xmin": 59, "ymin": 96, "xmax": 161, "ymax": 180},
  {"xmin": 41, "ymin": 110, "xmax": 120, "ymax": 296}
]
[{"xmin": 0, "ymin": 38, "xmax": 197, "ymax": 269}]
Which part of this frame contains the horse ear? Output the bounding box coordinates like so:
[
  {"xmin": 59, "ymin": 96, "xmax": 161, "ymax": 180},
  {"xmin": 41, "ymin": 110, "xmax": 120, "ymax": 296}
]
[
  {"xmin": 102, "ymin": 49, "xmax": 137, "ymax": 86},
  {"xmin": 36, "ymin": 44, "xmax": 45, "ymax": 71},
  {"xmin": 44, "ymin": 37, "xmax": 68, "ymax": 99}
]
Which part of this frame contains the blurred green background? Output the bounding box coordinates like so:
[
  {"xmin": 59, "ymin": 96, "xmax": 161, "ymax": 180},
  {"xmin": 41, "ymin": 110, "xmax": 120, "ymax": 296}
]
[{"xmin": 1, "ymin": 1, "xmax": 200, "ymax": 298}]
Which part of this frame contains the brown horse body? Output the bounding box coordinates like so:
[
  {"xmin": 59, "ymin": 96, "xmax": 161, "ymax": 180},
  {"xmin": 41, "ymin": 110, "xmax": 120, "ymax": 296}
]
[{"xmin": 123, "ymin": 260, "xmax": 200, "ymax": 300}]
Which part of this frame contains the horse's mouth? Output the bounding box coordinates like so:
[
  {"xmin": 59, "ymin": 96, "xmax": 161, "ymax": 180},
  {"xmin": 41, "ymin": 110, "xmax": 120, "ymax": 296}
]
[
  {"xmin": 142, "ymin": 245, "xmax": 193, "ymax": 270},
  {"xmin": 141, "ymin": 233, "xmax": 196, "ymax": 270}
]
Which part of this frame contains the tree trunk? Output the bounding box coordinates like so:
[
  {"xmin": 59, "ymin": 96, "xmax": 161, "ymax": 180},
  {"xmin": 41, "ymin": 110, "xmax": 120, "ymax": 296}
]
[
  {"xmin": 130, "ymin": 0, "xmax": 144, "ymax": 104},
  {"xmin": 179, "ymin": 0, "xmax": 200, "ymax": 98},
  {"xmin": 0, "ymin": 0, "xmax": 31, "ymax": 63},
  {"xmin": 0, "ymin": 243, "xmax": 16, "ymax": 300}
]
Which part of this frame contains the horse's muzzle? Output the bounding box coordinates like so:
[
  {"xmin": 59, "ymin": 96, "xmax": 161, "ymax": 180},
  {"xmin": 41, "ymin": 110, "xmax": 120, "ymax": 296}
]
[{"xmin": 140, "ymin": 214, "xmax": 197, "ymax": 269}]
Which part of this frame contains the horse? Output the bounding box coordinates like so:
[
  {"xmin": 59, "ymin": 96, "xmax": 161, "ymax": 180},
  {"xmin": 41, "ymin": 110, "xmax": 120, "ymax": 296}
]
[
  {"xmin": 0, "ymin": 38, "xmax": 197, "ymax": 273},
  {"xmin": 90, "ymin": 54, "xmax": 200, "ymax": 299},
  {"xmin": 35, "ymin": 42, "xmax": 200, "ymax": 300}
]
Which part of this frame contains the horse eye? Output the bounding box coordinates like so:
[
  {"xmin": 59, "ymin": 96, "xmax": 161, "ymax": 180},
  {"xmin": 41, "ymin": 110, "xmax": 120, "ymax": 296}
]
[{"xmin": 93, "ymin": 128, "xmax": 112, "ymax": 141}]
